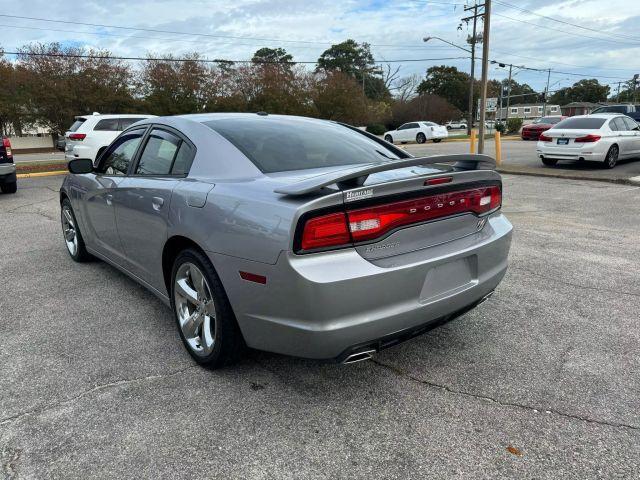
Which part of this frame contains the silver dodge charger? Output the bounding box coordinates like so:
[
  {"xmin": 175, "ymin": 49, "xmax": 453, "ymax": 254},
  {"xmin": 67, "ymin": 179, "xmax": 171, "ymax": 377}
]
[{"xmin": 60, "ymin": 113, "xmax": 512, "ymax": 368}]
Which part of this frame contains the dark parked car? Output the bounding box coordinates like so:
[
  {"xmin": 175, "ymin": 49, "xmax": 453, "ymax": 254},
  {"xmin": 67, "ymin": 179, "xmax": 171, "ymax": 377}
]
[
  {"xmin": 0, "ymin": 137, "xmax": 16, "ymax": 194},
  {"xmin": 521, "ymin": 116, "xmax": 566, "ymax": 140}
]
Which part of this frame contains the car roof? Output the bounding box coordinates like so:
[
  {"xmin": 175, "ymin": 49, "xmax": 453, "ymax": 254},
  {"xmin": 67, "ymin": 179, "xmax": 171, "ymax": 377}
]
[
  {"xmin": 570, "ymin": 113, "xmax": 623, "ymax": 119},
  {"xmin": 75, "ymin": 114, "xmax": 155, "ymax": 120}
]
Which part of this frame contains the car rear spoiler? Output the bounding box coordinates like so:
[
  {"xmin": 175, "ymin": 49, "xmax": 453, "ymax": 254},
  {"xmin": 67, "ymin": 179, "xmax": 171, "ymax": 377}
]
[{"xmin": 274, "ymin": 154, "xmax": 496, "ymax": 196}]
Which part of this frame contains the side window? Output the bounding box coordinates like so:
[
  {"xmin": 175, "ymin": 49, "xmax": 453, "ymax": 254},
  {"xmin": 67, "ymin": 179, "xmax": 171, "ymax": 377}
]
[
  {"xmin": 407, "ymin": 123, "xmax": 419, "ymax": 129},
  {"xmin": 171, "ymin": 141, "xmax": 195, "ymax": 175},
  {"xmin": 609, "ymin": 118, "xmax": 625, "ymax": 132},
  {"xmin": 99, "ymin": 129, "xmax": 145, "ymax": 175},
  {"xmin": 94, "ymin": 118, "xmax": 120, "ymax": 131},
  {"xmin": 135, "ymin": 129, "xmax": 181, "ymax": 175},
  {"xmin": 622, "ymin": 117, "xmax": 638, "ymax": 131},
  {"xmin": 398, "ymin": 124, "xmax": 409, "ymax": 130},
  {"xmin": 119, "ymin": 118, "xmax": 146, "ymax": 130}
]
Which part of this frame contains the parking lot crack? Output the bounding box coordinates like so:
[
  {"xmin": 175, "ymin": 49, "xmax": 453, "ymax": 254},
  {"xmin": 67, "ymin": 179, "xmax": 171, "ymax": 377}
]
[
  {"xmin": 371, "ymin": 359, "xmax": 640, "ymax": 432},
  {"xmin": 0, "ymin": 365, "xmax": 197, "ymax": 428}
]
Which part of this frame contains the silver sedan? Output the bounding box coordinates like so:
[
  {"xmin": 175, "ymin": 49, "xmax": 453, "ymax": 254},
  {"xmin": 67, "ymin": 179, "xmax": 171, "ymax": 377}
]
[{"xmin": 61, "ymin": 113, "xmax": 512, "ymax": 368}]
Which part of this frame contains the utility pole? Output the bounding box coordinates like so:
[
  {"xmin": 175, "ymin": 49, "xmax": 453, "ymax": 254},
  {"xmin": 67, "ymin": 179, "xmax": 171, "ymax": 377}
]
[
  {"xmin": 542, "ymin": 68, "xmax": 551, "ymax": 116},
  {"xmin": 463, "ymin": 2, "xmax": 481, "ymax": 136},
  {"xmin": 616, "ymin": 82, "xmax": 622, "ymax": 102},
  {"xmin": 477, "ymin": 0, "xmax": 491, "ymax": 154},
  {"xmin": 505, "ymin": 63, "xmax": 513, "ymax": 123}
]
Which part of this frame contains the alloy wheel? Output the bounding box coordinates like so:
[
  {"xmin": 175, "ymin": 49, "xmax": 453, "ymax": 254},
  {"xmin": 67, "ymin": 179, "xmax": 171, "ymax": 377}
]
[
  {"xmin": 174, "ymin": 262, "xmax": 217, "ymax": 356},
  {"xmin": 606, "ymin": 146, "xmax": 618, "ymax": 168},
  {"xmin": 61, "ymin": 205, "xmax": 78, "ymax": 256}
]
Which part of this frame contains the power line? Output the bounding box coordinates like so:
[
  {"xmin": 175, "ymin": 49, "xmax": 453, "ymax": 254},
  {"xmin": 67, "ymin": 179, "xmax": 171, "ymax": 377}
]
[
  {"xmin": 2, "ymin": 50, "xmax": 470, "ymax": 64},
  {"xmin": 494, "ymin": 0, "xmax": 640, "ymax": 43},
  {"xmin": 493, "ymin": 12, "xmax": 637, "ymax": 46},
  {"xmin": 0, "ymin": 13, "xmax": 458, "ymax": 49}
]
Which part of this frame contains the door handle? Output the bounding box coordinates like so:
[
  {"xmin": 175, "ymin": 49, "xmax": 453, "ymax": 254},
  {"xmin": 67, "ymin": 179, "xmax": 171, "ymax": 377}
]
[
  {"xmin": 152, "ymin": 197, "xmax": 164, "ymax": 211},
  {"xmin": 106, "ymin": 194, "xmax": 113, "ymax": 206}
]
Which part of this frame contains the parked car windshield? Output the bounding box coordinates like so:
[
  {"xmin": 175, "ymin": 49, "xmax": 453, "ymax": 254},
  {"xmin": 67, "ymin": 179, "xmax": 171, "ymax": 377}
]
[
  {"xmin": 552, "ymin": 118, "xmax": 606, "ymax": 129},
  {"xmin": 205, "ymin": 117, "xmax": 400, "ymax": 173},
  {"xmin": 533, "ymin": 117, "xmax": 562, "ymax": 124}
]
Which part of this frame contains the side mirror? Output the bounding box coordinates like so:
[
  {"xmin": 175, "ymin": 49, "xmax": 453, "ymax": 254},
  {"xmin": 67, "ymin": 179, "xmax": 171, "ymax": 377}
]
[{"xmin": 68, "ymin": 158, "xmax": 94, "ymax": 174}]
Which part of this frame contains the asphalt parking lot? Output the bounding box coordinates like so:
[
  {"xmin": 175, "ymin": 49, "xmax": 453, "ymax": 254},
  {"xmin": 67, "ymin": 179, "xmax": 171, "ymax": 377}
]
[{"xmin": 1, "ymin": 175, "xmax": 639, "ymax": 479}]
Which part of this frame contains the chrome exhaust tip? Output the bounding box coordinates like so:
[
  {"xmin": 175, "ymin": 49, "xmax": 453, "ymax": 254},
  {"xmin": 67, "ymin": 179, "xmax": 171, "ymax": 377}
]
[{"xmin": 342, "ymin": 349, "xmax": 376, "ymax": 365}]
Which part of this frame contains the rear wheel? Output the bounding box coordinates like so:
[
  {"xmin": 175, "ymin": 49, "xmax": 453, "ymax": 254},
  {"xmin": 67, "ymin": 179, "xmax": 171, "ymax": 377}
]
[
  {"xmin": 416, "ymin": 133, "xmax": 426, "ymax": 144},
  {"xmin": 604, "ymin": 145, "xmax": 618, "ymax": 169},
  {"xmin": 171, "ymin": 248, "xmax": 244, "ymax": 368},
  {"xmin": 384, "ymin": 134, "xmax": 393, "ymax": 143},
  {"xmin": 541, "ymin": 157, "xmax": 557, "ymax": 167},
  {"xmin": 1, "ymin": 181, "xmax": 17, "ymax": 194},
  {"xmin": 61, "ymin": 198, "xmax": 92, "ymax": 262}
]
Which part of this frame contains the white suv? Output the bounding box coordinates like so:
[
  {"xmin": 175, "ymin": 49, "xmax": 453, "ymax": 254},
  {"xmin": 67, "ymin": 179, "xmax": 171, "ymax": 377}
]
[{"xmin": 65, "ymin": 113, "xmax": 155, "ymax": 162}]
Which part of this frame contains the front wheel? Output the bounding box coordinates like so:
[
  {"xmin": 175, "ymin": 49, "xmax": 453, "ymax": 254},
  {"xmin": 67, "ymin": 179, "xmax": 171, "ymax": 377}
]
[
  {"xmin": 1, "ymin": 181, "xmax": 17, "ymax": 194},
  {"xmin": 61, "ymin": 198, "xmax": 92, "ymax": 262},
  {"xmin": 541, "ymin": 157, "xmax": 557, "ymax": 167},
  {"xmin": 416, "ymin": 133, "xmax": 426, "ymax": 144},
  {"xmin": 171, "ymin": 248, "xmax": 245, "ymax": 369},
  {"xmin": 384, "ymin": 135, "xmax": 393, "ymax": 144},
  {"xmin": 604, "ymin": 145, "xmax": 618, "ymax": 169},
  {"xmin": 446, "ymin": 126, "xmax": 452, "ymax": 130}
]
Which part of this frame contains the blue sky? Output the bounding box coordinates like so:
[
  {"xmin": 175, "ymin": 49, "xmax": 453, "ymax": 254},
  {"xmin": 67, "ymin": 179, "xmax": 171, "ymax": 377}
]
[{"xmin": 1, "ymin": 0, "xmax": 639, "ymax": 95}]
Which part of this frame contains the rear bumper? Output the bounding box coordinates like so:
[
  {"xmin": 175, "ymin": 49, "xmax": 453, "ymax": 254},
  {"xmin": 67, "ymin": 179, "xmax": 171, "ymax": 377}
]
[
  {"xmin": 536, "ymin": 147, "xmax": 606, "ymax": 162},
  {"xmin": 209, "ymin": 213, "xmax": 513, "ymax": 360},
  {"xmin": 0, "ymin": 163, "xmax": 16, "ymax": 183}
]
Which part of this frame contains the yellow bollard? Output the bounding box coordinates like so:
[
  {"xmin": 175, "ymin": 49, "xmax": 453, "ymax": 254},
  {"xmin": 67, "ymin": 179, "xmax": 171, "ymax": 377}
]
[
  {"xmin": 494, "ymin": 131, "xmax": 502, "ymax": 165},
  {"xmin": 470, "ymin": 129, "xmax": 476, "ymax": 154}
]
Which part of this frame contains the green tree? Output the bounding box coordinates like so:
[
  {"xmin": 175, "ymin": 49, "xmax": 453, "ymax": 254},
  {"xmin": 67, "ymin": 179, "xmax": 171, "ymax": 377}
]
[
  {"xmin": 316, "ymin": 39, "xmax": 389, "ymax": 101},
  {"xmin": 417, "ymin": 65, "xmax": 471, "ymax": 112},
  {"xmin": 252, "ymin": 47, "xmax": 293, "ymax": 64},
  {"xmin": 550, "ymin": 79, "xmax": 610, "ymax": 105}
]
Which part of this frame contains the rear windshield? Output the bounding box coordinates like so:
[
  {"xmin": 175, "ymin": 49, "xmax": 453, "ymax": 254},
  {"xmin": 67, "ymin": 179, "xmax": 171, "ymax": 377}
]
[
  {"xmin": 592, "ymin": 106, "xmax": 627, "ymax": 114},
  {"xmin": 204, "ymin": 117, "xmax": 400, "ymax": 173},
  {"xmin": 68, "ymin": 118, "xmax": 86, "ymax": 132},
  {"xmin": 553, "ymin": 118, "xmax": 606, "ymax": 129}
]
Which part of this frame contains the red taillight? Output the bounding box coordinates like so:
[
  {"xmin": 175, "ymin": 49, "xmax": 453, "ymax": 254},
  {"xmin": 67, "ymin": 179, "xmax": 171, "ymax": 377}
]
[
  {"xmin": 2, "ymin": 137, "xmax": 11, "ymax": 156},
  {"xmin": 69, "ymin": 133, "xmax": 86, "ymax": 141},
  {"xmin": 297, "ymin": 186, "xmax": 502, "ymax": 252},
  {"xmin": 539, "ymin": 133, "xmax": 552, "ymax": 142},
  {"xmin": 574, "ymin": 134, "xmax": 601, "ymax": 143},
  {"xmin": 347, "ymin": 186, "xmax": 501, "ymax": 243},
  {"xmin": 300, "ymin": 212, "xmax": 350, "ymax": 250}
]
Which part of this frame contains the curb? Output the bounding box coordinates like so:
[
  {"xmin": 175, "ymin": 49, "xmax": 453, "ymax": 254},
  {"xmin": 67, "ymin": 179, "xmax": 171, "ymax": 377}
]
[
  {"xmin": 497, "ymin": 168, "xmax": 637, "ymax": 186},
  {"xmin": 17, "ymin": 170, "xmax": 67, "ymax": 179}
]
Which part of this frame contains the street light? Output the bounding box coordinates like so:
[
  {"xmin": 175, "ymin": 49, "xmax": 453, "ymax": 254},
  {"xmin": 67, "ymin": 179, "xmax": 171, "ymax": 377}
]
[{"xmin": 423, "ymin": 36, "xmax": 474, "ymax": 135}]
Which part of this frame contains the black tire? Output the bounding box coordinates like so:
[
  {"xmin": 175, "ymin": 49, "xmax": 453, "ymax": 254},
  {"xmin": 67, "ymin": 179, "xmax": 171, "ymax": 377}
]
[
  {"xmin": 416, "ymin": 133, "xmax": 426, "ymax": 144},
  {"xmin": 541, "ymin": 157, "xmax": 557, "ymax": 167},
  {"xmin": 384, "ymin": 134, "xmax": 393, "ymax": 143},
  {"xmin": 461, "ymin": 125, "xmax": 467, "ymax": 130},
  {"xmin": 433, "ymin": 138, "xmax": 442, "ymax": 143},
  {"xmin": 1, "ymin": 181, "xmax": 17, "ymax": 194},
  {"xmin": 61, "ymin": 198, "xmax": 92, "ymax": 262},
  {"xmin": 446, "ymin": 125, "xmax": 452, "ymax": 130},
  {"xmin": 604, "ymin": 145, "xmax": 619, "ymax": 169},
  {"xmin": 170, "ymin": 248, "xmax": 245, "ymax": 369}
]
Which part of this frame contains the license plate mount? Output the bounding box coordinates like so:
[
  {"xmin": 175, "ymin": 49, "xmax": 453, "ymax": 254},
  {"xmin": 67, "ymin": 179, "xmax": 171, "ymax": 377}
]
[{"xmin": 557, "ymin": 138, "xmax": 569, "ymax": 145}]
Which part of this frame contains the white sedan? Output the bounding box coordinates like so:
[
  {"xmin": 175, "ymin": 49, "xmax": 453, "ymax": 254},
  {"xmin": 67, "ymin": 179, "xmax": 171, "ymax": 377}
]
[
  {"xmin": 537, "ymin": 114, "xmax": 640, "ymax": 168},
  {"xmin": 384, "ymin": 121, "xmax": 449, "ymax": 145}
]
